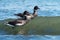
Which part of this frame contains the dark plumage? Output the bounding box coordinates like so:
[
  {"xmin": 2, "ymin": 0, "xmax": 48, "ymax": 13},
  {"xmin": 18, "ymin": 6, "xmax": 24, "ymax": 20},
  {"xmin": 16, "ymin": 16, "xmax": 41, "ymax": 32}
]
[
  {"xmin": 14, "ymin": 13, "xmax": 23, "ymax": 17},
  {"xmin": 34, "ymin": 6, "xmax": 40, "ymax": 10},
  {"xmin": 8, "ymin": 20, "xmax": 17, "ymax": 26}
]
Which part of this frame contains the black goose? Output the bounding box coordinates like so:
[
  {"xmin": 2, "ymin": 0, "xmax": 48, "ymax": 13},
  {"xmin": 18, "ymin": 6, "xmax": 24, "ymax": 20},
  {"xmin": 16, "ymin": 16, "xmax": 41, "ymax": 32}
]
[
  {"xmin": 6, "ymin": 16, "xmax": 27, "ymax": 26},
  {"xmin": 14, "ymin": 6, "xmax": 40, "ymax": 19}
]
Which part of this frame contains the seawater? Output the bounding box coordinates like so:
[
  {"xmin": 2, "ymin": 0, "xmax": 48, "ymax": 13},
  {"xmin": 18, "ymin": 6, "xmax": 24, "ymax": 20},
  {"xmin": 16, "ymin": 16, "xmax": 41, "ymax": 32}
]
[
  {"xmin": 0, "ymin": 35, "xmax": 60, "ymax": 40},
  {"xmin": 0, "ymin": 0, "xmax": 60, "ymax": 20}
]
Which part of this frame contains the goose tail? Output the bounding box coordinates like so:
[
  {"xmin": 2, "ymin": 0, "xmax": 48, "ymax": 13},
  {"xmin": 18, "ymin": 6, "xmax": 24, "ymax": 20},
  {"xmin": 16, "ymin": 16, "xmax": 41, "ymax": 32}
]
[{"xmin": 4, "ymin": 21, "xmax": 14, "ymax": 27}]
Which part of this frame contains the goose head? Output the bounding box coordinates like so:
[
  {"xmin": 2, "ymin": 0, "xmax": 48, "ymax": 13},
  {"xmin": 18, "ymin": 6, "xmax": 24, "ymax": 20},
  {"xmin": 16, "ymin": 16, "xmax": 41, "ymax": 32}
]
[
  {"xmin": 23, "ymin": 11, "xmax": 30, "ymax": 15},
  {"xmin": 34, "ymin": 6, "xmax": 40, "ymax": 10}
]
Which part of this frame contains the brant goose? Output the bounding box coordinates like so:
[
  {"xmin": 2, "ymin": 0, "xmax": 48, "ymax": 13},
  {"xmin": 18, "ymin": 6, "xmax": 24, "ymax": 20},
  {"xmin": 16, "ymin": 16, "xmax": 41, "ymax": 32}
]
[
  {"xmin": 33, "ymin": 6, "xmax": 40, "ymax": 17},
  {"xmin": 14, "ymin": 11, "xmax": 33, "ymax": 20},
  {"xmin": 6, "ymin": 16, "xmax": 27, "ymax": 26},
  {"xmin": 14, "ymin": 6, "xmax": 39, "ymax": 20}
]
